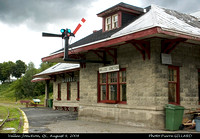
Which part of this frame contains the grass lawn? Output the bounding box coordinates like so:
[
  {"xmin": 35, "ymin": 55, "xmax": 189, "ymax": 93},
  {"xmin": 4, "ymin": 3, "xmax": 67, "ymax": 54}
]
[
  {"xmin": 0, "ymin": 106, "xmax": 8, "ymax": 125},
  {"xmin": 0, "ymin": 105, "xmax": 23, "ymax": 133}
]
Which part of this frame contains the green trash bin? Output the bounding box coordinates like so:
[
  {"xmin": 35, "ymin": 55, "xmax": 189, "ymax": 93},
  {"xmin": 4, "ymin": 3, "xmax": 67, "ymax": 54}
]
[
  {"xmin": 48, "ymin": 99, "xmax": 53, "ymax": 108},
  {"xmin": 165, "ymin": 104, "xmax": 184, "ymax": 131}
]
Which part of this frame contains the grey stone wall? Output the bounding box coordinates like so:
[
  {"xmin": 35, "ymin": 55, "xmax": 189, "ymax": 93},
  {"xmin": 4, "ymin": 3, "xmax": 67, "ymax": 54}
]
[
  {"xmin": 78, "ymin": 38, "xmax": 200, "ymax": 129},
  {"xmin": 53, "ymin": 72, "xmax": 79, "ymax": 108}
]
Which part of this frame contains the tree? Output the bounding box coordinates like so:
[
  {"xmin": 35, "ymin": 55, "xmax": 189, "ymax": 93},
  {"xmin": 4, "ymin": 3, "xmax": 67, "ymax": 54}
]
[
  {"xmin": 12, "ymin": 60, "xmax": 27, "ymax": 79},
  {"xmin": 0, "ymin": 61, "xmax": 15, "ymax": 83},
  {"xmin": 21, "ymin": 62, "xmax": 38, "ymax": 97},
  {"xmin": 0, "ymin": 63, "xmax": 4, "ymax": 83}
]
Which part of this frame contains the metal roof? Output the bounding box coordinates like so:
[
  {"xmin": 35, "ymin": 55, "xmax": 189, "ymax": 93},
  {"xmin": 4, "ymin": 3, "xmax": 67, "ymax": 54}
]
[{"xmin": 33, "ymin": 63, "xmax": 80, "ymax": 78}]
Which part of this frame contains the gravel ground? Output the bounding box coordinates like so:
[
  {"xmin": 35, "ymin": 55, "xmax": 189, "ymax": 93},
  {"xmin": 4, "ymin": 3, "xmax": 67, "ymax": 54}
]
[{"xmin": 22, "ymin": 107, "xmax": 199, "ymax": 133}]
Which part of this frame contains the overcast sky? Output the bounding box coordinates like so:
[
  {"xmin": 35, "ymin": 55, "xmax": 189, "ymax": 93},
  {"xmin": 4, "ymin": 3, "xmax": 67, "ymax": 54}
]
[{"xmin": 0, "ymin": 0, "xmax": 200, "ymax": 68}]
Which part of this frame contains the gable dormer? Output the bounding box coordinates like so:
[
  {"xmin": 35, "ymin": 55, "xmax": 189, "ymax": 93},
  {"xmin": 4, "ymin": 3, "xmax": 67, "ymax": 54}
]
[{"xmin": 97, "ymin": 2, "xmax": 145, "ymax": 32}]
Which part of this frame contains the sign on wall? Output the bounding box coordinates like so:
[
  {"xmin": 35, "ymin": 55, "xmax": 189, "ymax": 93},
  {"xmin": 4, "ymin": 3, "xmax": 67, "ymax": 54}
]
[
  {"xmin": 99, "ymin": 64, "xmax": 120, "ymax": 73},
  {"xmin": 161, "ymin": 53, "xmax": 172, "ymax": 65}
]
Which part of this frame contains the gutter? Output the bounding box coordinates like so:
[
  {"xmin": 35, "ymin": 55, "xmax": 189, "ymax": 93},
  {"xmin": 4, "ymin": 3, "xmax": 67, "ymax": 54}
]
[{"xmin": 157, "ymin": 27, "xmax": 200, "ymax": 41}]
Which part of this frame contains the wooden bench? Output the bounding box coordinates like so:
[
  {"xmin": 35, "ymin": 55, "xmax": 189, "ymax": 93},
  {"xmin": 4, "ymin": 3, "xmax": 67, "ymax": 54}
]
[
  {"xmin": 54, "ymin": 106, "xmax": 78, "ymax": 112},
  {"xmin": 20, "ymin": 100, "xmax": 31, "ymax": 107}
]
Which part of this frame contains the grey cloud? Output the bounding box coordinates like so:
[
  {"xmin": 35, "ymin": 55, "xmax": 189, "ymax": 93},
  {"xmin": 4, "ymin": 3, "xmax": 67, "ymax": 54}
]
[
  {"xmin": 1, "ymin": 0, "xmax": 200, "ymax": 31},
  {"xmin": 0, "ymin": 0, "xmax": 94, "ymax": 30}
]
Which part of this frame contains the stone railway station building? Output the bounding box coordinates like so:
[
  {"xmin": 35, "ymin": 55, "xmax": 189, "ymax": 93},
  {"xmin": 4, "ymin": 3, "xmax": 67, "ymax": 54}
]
[{"xmin": 32, "ymin": 3, "xmax": 200, "ymax": 129}]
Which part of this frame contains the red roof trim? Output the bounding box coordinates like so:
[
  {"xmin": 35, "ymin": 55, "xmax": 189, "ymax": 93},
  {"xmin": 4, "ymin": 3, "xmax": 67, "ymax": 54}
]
[
  {"xmin": 42, "ymin": 52, "xmax": 64, "ymax": 63},
  {"xmin": 72, "ymin": 27, "xmax": 159, "ymax": 53},
  {"xmin": 42, "ymin": 27, "xmax": 159, "ymax": 62},
  {"xmin": 42, "ymin": 27, "xmax": 200, "ymax": 63}
]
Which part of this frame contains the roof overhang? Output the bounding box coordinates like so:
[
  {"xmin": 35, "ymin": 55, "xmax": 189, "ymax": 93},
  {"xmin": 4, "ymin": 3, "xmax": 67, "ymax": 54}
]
[
  {"xmin": 42, "ymin": 26, "xmax": 200, "ymax": 63},
  {"xmin": 33, "ymin": 67, "xmax": 80, "ymax": 79},
  {"xmin": 97, "ymin": 5, "xmax": 144, "ymax": 17},
  {"xmin": 31, "ymin": 77, "xmax": 51, "ymax": 83}
]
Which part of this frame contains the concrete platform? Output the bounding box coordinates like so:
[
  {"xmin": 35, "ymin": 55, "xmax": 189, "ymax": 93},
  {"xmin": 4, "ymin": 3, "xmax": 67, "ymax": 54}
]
[{"xmin": 21, "ymin": 107, "xmax": 199, "ymax": 133}]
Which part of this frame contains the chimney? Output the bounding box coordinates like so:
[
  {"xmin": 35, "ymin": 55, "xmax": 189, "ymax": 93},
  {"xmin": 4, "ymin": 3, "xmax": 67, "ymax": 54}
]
[{"xmin": 93, "ymin": 30, "xmax": 98, "ymax": 33}]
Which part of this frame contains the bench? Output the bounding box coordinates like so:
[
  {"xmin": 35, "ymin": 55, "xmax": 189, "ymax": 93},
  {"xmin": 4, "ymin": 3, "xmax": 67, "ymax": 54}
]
[
  {"xmin": 20, "ymin": 100, "xmax": 31, "ymax": 107},
  {"xmin": 54, "ymin": 106, "xmax": 78, "ymax": 112}
]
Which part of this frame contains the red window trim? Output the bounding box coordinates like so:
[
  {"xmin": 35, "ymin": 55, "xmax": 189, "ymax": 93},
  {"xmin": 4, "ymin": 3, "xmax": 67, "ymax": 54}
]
[
  {"xmin": 98, "ymin": 68, "xmax": 127, "ymax": 104},
  {"xmin": 67, "ymin": 82, "xmax": 70, "ymax": 100},
  {"xmin": 198, "ymin": 69, "xmax": 200, "ymax": 105},
  {"xmin": 103, "ymin": 12, "xmax": 121, "ymax": 32},
  {"xmin": 168, "ymin": 66, "xmax": 180, "ymax": 105},
  {"xmin": 76, "ymin": 81, "xmax": 80, "ymax": 101},
  {"xmin": 57, "ymin": 83, "xmax": 61, "ymax": 101}
]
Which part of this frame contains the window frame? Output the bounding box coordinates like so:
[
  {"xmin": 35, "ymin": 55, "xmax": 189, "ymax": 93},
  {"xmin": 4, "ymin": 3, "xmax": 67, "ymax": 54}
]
[
  {"xmin": 105, "ymin": 16, "xmax": 111, "ymax": 31},
  {"xmin": 105, "ymin": 14, "xmax": 118, "ymax": 31},
  {"xmin": 168, "ymin": 66, "xmax": 180, "ymax": 105},
  {"xmin": 98, "ymin": 68, "xmax": 126, "ymax": 104},
  {"xmin": 112, "ymin": 14, "xmax": 118, "ymax": 29}
]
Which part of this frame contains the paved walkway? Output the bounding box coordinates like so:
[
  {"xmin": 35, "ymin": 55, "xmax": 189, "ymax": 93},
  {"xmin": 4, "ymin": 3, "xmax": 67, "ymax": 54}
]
[
  {"xmin": 22, "ymin": 107, "xmax": 198, "ymax": 133},
  {"xmin": 21, "ymin": 107, "xmax": 77, "ymax": 133}
]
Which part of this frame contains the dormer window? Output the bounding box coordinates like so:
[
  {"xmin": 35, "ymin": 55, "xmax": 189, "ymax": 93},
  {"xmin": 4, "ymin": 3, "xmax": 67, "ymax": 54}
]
[
  {"xmin": 105, "ymin": 14, "xmax": 118, "ymax": 31},
  {"xmin": 105, "ymin": 16, "xmax": 111, "ymax": 31},
  {"xmin": 97, "ymin": 2, "xmax": 145, "ymax": 32},
  {"xmin": 112, "ymin": 14, "xmax": 118, "ymax": 28}
]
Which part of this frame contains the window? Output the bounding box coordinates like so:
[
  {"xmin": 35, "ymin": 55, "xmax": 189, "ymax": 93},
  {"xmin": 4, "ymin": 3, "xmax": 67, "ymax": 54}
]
[
  {"xmin": 67, "ymin": 82, "xmax": 71, "ymax": 100},
  {"xmin": 120, "ymin": 70, "xmax": 126, "ymax": 101},
  {"xmin": 77, "ymin": 81, "xmax": 80, "ymax": 101},
  {"xmin": 112, "ymin": 14, "xmax": 118, "ymax": 29},
  {"xmin": 57, "ymin": 83, "xmax": 61, "ymax": 101},
  {"xmin": 168, "ymin": 66, "xmax": 180, "ymax": 105},
  {"xmin": 108, "ymin": 72, "xmax": 118, "ymax": 101},
  {"xmin": 105, "ymin": 14, "xmax": 118, "ymax": 31},
  {"xmin": 198, "ymin": 69, "xmax": 200, "ymax": 104},
  {"xmin": 98, "ymin": 69, "xmax": 126, "ymax": 104},
  {"xmin": 105, "ymin": 17, "xmax": 111, "ymax": 31}
]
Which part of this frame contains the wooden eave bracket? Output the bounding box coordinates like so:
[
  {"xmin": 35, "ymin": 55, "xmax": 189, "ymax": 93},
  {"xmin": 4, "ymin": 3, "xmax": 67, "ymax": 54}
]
[
  {"xmin": 127, "ymin": 40, "xmax": 150, "ymax": 60},
  {"xmin": 66, "ymin": 72, "xmax": 74, "ymax": 78},
  {"xmin": 161, "ymin": 38, "xmax": 187, "ymax": 54},
  {"xmin": 90, "ymin": 48, "xmax": 117, "ymax": 64},
  {"xmin": 89, "ymin": 50, "xmax": 105, "ymax": 61},
  {"xmin": 102, "ymin": 48, "xmax": 117, "ymax": 64}
]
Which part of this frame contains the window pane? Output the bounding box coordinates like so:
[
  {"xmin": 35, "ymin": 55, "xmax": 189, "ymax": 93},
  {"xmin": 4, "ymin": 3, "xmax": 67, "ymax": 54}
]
[
  {"xmin": 109, "ymin": 85, "xmax": 117, "ymax": 100},
  {"xmin": 169, "ymin": 69, "xmax": 171, "ymax": 81},
  {"xmin": 101, "ymin": 73, "xmax": 106, "ymax": 83},
  {"xmin": 168, "ymin": 83, "xmax": 176, "ymax": 103},
  {"xmin": 120, "ymin": 84, "xmax": 126, "ymax": 101},
  {"xmin": 106, "ymin": 17, "xmax": 111, "ymax": 30},
  {"xmin": 169, "ymin": 69, "xmax": 177, "ymax": 82},
  {"xmin": 120, "ymin": 71, "xmax": 126, "ymax": 83},
  {"xmin": 101, "ymin": 85, "xmax": 106, "ymax": 100},
  {"xmin": 107, "ymin": 17, "xmax": 111, "ymax": 24},
  {"xmin": 109, "ymin": 72, "xmax": 117, "ymax": 83}
]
